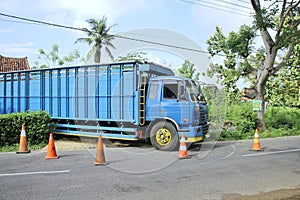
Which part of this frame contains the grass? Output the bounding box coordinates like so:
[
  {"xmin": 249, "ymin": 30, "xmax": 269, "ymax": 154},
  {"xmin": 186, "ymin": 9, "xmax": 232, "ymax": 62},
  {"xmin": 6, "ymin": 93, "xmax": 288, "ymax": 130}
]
[
  {"xmin": 0, "ymin": 144, "xmax": 19, "ymax": 152},
  {"xmin": 0, "ymin": 142, "xmax": 47, "ymax": 153},
  {"xmin": 260, "ymin": 128, "xmax": 300, "ymax": 138}
]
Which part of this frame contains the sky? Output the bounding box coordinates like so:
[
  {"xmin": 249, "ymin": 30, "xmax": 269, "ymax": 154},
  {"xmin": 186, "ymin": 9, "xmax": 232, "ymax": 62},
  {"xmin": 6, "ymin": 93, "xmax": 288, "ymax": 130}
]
[{"xmin": 0, "ymin": 0, "xmax": 253, "ymax": 85}]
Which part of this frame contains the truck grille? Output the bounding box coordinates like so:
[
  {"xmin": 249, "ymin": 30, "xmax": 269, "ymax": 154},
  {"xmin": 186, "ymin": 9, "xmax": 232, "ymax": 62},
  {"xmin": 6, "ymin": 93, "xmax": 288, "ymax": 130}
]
[{"xmin": 199, "ymin": 113, "xmax": 208, "ymax": 123}]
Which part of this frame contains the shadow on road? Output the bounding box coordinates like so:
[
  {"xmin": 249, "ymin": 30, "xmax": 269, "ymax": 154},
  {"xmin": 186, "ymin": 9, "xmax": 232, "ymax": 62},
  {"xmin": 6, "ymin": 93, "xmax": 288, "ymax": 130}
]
[{"xmin": 189, "ymin": 141, "xmax": 236, "ymax": 152}]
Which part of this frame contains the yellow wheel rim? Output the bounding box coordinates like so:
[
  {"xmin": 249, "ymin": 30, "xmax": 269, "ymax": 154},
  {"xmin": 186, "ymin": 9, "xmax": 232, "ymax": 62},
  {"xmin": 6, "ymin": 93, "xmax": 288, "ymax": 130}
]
[{"xmin": 155, "ymin": 128, "xmax": 172, "ymax": 146}]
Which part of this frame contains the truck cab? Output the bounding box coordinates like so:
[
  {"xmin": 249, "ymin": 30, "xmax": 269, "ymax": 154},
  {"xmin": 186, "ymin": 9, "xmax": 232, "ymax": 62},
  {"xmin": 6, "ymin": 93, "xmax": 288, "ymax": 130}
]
[{"xmin": 145, "ymin": 76, "xmax": 209, "ymax": 151}]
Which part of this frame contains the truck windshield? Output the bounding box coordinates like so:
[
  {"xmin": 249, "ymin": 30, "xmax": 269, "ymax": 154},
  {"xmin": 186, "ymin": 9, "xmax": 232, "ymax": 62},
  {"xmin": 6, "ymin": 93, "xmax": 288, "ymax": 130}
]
[{"xmin": 185, "ymin": 79, "xmax": 206, "ymax": 103}]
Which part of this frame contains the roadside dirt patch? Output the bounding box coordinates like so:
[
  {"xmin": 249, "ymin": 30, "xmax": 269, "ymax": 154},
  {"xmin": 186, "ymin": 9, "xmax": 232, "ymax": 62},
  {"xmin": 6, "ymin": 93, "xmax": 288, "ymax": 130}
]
[
  {"xmin": 222, "ymin": 188, "xmax": 300, "ymax": 200},
  {"xmin": 42, "ymin": 135, "xmax": 152, "ymax": 151},
  {"xmin": 41, "ymin": 135, "xmax": 98, "ymax": 151}
]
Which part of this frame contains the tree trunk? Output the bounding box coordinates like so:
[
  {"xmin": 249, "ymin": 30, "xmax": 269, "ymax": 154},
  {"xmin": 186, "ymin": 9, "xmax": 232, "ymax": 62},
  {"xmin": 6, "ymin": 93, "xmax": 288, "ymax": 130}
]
[
  {"xmin": 255, "ymin": 91, "xmax": 266, "ymax": 131},
  {"xmin": 255, "ymin": 60, "xmax": 271, "ymax": 131},
  {"xmin": 95, "ymin": 45, "xmax": 102, "ymax": 63}
]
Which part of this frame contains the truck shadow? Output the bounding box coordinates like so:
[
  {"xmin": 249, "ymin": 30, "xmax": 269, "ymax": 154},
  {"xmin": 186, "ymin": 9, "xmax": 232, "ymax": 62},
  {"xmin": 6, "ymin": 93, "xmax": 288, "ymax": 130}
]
[
  {"xmin": 105, "ymin": 140, "xmax": 153, "ymax": 149},
  {"xmin": 188, "ymin": 141, "xmax": 237, "ymax": 152},
  {"xmin": 54, "ymin": 134, "xmax": 237, "ymax": 152}
]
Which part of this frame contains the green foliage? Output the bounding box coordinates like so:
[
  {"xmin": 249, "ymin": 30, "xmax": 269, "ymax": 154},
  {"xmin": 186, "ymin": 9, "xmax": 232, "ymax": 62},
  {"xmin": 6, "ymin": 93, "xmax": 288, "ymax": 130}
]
[
  {"xmin": 261, "ymin": 106, "xmax": 300, "ymax": 138},
  {"xmin": 63, "ymin": 49, "xmax": 84, "ymax": 66},
  {"xmin": 0, "ymin": 111, "xmax": 56, "ymax": 147},
  {"xmin": 207, "ymin": 88, "xmax": 226, "ymax": 125},
  {"xmin": 219, "ymin": 102, "xmax": 258, "ymax": 140},
  {"xmin": 205, "ymin": 88, "xmax": 227, "ymax": 141},
  {"xmin": 266, "ymin": 65, "xmax": 300, "ymax": 107},
  {"xmin": 265, "ymin": 106, "xmax": 300, "ymax": 130},
  {"xmin": 260, "ymin": 128, "xmax": 300, "ymax": 138},
  {"xmin": 206, "ymin": 25, "xmax": 256, "ymax": 104},
  {"xmin": 0, "ymin": 144, "xmax": 19, "ymax": 152},
  {"xmin": 219, "ymin": 105, "xmax": 300, "ymax": 141},
  {"xmin": 206, "ymin": 1, "xmax": 300, "ymax": 129},
  {"xmin": 266, "ymin": 44, "xmax": 300, "ymax": 108},
  {"xmin": 178, "ymin": 60, "xmax": 199, "ymax": 79},
  {"xmin": 37, "ymin": 44, "xmax": 63, "ymax": 67},
  {"xmin": 75, "ymin": 16, "xmax": 117, "ymax": 63},
  {"xmin": 35, "ymin": 44, "xmax": 84, "ymax": 68}
]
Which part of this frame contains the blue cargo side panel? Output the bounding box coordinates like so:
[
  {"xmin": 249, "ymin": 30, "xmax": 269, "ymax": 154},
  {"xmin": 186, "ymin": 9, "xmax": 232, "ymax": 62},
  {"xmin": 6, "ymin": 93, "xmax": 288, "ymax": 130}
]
[
  {"xmin": 28, "ymin": 75, "xmax": 41, "ymax": 112},
  {"xmin": 97, "ymin": 64, "xmax": 138, "ymax": 123},
  {"xmin": 0, "ymin": 63, "xmax": 139, "ymax": 124}
]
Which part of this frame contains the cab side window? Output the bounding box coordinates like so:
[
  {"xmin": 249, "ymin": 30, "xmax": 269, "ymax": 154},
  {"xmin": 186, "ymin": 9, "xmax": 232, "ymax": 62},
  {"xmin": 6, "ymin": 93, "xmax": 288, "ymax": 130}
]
[
  {"xmin": 163, "ymin": 82, "xmax": 178, "ymax": 100},
  {"xmin": 149, "ymin": 82, "xmax": 158, "ymax": 99}
]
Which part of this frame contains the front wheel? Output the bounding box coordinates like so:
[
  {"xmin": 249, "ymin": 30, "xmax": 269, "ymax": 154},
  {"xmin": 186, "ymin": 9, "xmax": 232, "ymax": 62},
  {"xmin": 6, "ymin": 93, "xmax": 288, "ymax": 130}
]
[{"xmin": 150, "ymin": 121, "xmax": 179, "ymax": 151}]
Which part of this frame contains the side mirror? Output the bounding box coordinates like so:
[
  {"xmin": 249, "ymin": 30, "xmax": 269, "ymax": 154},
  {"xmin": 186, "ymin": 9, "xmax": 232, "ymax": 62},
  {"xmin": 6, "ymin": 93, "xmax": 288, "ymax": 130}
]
[
  {"xmin": 202, "ymin": 85, "xmax": 217, "ymax": 100},
  {"xmin": 197, "ymin": 93, "xmax": 204, "ymax": 101}
]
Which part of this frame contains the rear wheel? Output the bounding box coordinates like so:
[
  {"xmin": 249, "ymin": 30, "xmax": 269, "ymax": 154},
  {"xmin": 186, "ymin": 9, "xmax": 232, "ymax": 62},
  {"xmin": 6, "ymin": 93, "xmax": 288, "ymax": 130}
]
[{"xmin": 150, "ymin": 121, "xmax": 179, "ymax": 151}]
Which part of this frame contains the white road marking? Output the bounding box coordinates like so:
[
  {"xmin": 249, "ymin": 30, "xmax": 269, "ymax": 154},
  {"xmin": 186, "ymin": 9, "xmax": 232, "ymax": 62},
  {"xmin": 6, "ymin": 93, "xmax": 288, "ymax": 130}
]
[
  {"xmin": 243, "ymin": 149, "xmax": 300, "ymax": 157},
  {"xmin": 0, "ymin": 170, "xmax": 70, "ymax": 177}
]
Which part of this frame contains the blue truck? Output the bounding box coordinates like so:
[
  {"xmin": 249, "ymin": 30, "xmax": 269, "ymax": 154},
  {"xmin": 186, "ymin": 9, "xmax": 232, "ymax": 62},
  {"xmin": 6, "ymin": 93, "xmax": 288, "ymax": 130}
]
[{"xmin": 0, "ymin": 61, "xmax": 209, "ymax": 151}]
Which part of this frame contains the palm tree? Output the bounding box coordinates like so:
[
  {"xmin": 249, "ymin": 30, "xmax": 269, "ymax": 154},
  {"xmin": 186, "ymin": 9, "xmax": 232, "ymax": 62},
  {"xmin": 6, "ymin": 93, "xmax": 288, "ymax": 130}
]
[{"xmin": 75, "ymin": 16, "xmax": 117, "ymax": 63}]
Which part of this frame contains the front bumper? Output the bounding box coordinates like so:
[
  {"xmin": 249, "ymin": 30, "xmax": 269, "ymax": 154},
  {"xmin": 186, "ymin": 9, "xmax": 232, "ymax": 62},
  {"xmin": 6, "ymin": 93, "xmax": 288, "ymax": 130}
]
[{"xmin": 179, "ymin": 124, "xmax": 208, "ymax": 143}]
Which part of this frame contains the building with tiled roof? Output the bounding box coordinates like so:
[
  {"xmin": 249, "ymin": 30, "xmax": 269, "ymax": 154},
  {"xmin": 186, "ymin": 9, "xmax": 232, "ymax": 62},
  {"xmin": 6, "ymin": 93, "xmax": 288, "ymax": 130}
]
[{"xmin": 0, "ymin": 55, "xmax": 30, "ymax": 72}]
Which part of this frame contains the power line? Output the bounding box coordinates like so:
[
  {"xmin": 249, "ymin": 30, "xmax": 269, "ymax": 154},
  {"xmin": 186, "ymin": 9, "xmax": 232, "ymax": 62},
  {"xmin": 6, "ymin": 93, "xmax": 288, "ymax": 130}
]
[
  {"xmin": 112, "ymin": 31, "xmax": 208, "ymax": 50},
  {"xmin": 212, "ymin": 0, "xmax": 252, "ymax": 10},
  {"xmin": 0, "ymin": 18, "xmax": 39, "ymax": 25},
  {"xmin": 116, "ymin": 34, "xmax": 211, "ymax": 54},
  {"xmin": 198, "ymin": 0, "xmax": 251, "ymax": 14},
  {"xmin": 0, "ymin": 12, "xmax": 86, "ymax": 32},
  {"xmin": 180, "ymin": 0, "xmax": 251, "ymax": 17},
  {"xmin": 0, "ymin": 12, "xmax": 226, "ymax": 57},
  {"xmin": 238, "ymin": 0, "xmax": 251, "ymax": 5}
]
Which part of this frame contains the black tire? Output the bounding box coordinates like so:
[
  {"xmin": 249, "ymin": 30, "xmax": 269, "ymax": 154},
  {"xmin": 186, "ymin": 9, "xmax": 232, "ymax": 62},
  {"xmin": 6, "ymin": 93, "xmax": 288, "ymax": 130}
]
[{"xmin": 150, "ymin": 121, "xmax": 179, "ymax": 151}]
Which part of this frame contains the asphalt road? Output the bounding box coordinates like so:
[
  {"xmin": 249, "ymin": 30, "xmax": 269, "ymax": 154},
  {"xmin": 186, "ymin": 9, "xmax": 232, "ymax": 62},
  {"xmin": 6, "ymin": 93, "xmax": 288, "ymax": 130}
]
[{"xmin": 0, "ymin": 136, "xmax": 300, "ymax": 200}]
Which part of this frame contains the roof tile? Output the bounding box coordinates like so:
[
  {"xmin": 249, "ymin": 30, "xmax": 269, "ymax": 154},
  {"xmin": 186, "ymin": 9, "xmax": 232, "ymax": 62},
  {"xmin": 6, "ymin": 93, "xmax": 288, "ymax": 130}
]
[{"xmin": 0, "ymin": 55, "xmax": 30, "ymax": 72}]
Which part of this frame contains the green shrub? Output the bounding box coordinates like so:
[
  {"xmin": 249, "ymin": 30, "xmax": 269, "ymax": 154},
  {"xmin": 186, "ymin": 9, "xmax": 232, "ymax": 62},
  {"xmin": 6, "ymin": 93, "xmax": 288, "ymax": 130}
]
[
  {"xmin": 219, "ymin": 102, "xmax": 258, "ymax": 140},
  {"xmin": 0, "ymin": 111, "xmax": 56, "ymax": 147},
  {"xmin": 265, "ymin": 106, "xmax": 300, "ymax": 130},
  {"xmin": 219, "ymin": 105, "xmax": 300, "ymax": 140},
  {"xmin": 208, "ymin": 89, "xmax": 227, "ymax": 126},
  {"xmin": 260, "ymin": 128, "xmax": 300, "ymax": 138}
]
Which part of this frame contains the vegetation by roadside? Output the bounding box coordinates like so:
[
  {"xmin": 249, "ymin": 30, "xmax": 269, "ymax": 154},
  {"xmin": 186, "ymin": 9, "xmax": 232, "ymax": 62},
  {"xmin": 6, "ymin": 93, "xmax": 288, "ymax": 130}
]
[
  {"xmin": 216, "ymin": 103, "xmax": 300, "ymax": 141},
  {"xmin": 0, "ymin": 111, "xmax": 56, "ymax": 152},
  {"xmin": 0, "ymin": 142, "xmax": 47, "ymax": 153}
]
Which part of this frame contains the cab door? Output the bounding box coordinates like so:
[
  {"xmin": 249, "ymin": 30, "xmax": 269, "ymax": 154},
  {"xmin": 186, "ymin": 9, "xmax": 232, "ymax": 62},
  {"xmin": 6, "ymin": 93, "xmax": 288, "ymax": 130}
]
[
  {"xmin": 146, "ymin": 80, "xmax": 162, "ymax": 121},
  {"xmin": 160, "ymin": 80, "xmax": 190, "ymax": 127}
]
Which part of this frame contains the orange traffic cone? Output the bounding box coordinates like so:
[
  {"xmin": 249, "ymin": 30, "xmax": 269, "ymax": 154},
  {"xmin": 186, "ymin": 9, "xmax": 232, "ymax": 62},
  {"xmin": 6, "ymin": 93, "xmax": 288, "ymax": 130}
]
[
  {"xmin": 45, "ymin": 133, "xmax": 59, "ymax": 160},
  {"xmin": 16, "ymin": 124, "xmax": 30, "ymax": 154},
  {"xmin": 94, "ymin": 135, "xmax": 108, "ymax": 166},
  {"xmin": 250, "ymin": 128, "xmax": 262, "ymax": 151},
  {"xmin": 178, "ymin": 133, "xmax": 189, "ymax": 159}
]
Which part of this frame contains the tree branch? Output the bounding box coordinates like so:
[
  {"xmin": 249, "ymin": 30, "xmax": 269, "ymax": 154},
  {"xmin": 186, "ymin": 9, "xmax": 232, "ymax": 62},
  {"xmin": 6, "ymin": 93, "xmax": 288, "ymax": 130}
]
[
  {"xmin": 275, "ymin": 0, "xmax": 300, "ymax": 46},
  {"xmin": 272, "ymin": 42, "xmax": 297, "ymax": 74},
  {"xmin": 251, "ymin": 0, "xmax": 275, "ymax": 54},
  {"xmin": 241, "ymin": 66, "xmax": 257, "ymax": 76},
  {"xmin": 274, "ymin": 0, "xmax": 287, "ymax": 43}
]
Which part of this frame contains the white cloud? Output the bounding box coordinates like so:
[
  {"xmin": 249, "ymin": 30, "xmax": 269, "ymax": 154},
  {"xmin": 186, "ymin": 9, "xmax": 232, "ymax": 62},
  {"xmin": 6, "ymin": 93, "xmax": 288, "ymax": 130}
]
[
  {"xmin": 1, "ymin": 0, "xmax": 149, "ymax": 27},
  {"xmin": 0, "ymin": 28, "xmax": 13, "ymax": 33},
  {"xmin": 0, "ymin": 0, "xmax": 23, "ymax": 13},
  {"xmin": 38, "ymin": 0, "xmax": 149, "ymax": 27},
  {"xmin": 0, "ymin": 42, "xmax": 35, "ymax": 54}
]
